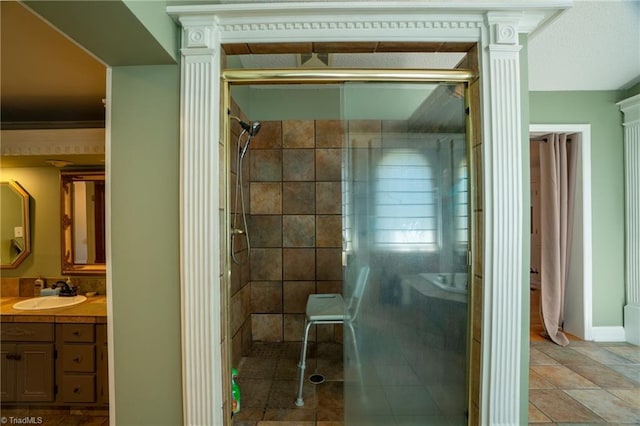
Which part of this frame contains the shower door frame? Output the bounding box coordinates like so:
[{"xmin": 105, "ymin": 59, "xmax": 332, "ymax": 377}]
[
  {"xmin": 168, "ymin": 3, "xmax": 562, "ymax": 424},
  {"xmin": 222, "ymin": 68, "xmax": 477, "ymax": 424}
]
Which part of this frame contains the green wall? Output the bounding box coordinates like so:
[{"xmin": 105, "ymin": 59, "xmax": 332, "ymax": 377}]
[
  {"xmin": 0, "ymin": 167, "xmax": 62, "ymax": 277},
  {"xmin": 530, "ymin": 91, "xmax": 625, "ymax": 327},
  {"xmin": 110, "ymin": 65, "xmax": 182, "ymax": 425}
]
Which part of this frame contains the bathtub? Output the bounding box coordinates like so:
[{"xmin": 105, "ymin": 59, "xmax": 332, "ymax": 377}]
[{"xmin": 418, "ymin": 272, "xmax": 468, "ymax": 294}]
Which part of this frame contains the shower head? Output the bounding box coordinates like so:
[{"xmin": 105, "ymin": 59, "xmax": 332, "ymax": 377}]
[
  {"xmin": 229, "ymin": 111, "xmax": 262, "ymax": 137},
  {"xmin": 249, "ymin": 121, "xmax": 262, "ymax": 137}
]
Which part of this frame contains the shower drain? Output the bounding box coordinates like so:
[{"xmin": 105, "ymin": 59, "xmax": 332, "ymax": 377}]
[{"xmin": 309, "ymin": 374, "xmax": 325, "ymax": 384}]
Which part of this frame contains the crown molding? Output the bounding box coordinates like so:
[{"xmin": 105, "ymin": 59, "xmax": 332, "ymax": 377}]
[{"xmin": 0, "ymin": 128, "xmax": 105, "ymax": 157}]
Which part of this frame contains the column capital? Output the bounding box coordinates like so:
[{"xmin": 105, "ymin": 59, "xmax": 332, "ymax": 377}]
[
  {"xmin": 178, "ymin": 17, "xmax": 218, "ymax": 53},
  {"xmin": 486, "ymin": 12, "xmax": 522, "ymax": 46},
  {"xmin": 618, "ymin": 93, "xmax": 640, "ymax": 126}
]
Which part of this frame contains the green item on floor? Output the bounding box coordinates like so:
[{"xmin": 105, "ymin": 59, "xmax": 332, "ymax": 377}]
[{"xmin": 231, "ymin": 367, "xmax": 241, "ymax": 414}]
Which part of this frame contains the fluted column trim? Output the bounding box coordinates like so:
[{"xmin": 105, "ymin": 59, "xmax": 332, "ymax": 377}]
[{"xmin": 618, "ymin": 94, "xmax": 640, "ymax": 345}]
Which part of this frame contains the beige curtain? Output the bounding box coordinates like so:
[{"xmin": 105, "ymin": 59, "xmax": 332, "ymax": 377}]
[{"xmin": 539, "ymin": 133, "xmax": 578, "ymax": 346}]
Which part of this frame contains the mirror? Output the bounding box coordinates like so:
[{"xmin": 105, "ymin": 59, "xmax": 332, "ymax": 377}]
[
  {"xmin": 1, "ymin": 181, "xmax": 31, "ymax": 269},
  {"xmin": 61, "ymin": 170, "xmax": 106, "ymax": 275}
]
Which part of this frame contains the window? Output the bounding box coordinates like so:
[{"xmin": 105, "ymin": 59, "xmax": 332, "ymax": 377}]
[
  {"xmin": 374, "ymin": 149, "xmax": 437, "ymax": 251},
  {"xmin": 454, "ymin": 157, "xmax": 469, "ymax": 248}
]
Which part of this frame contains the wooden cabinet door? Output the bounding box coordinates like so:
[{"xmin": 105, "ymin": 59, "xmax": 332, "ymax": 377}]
[
  {"xmin": 1, "ymin": 343, "xmax": 17, "ymax": 401},
  {"xmin": 16, "ymin": 343, "xmax": 54, "ymax": 402}
]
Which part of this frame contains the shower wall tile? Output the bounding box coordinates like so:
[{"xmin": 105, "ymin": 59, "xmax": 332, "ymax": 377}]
[
  {"xmin": 283, "ymin": 281, "xmax": 315, "ymax": 313},
  {"xmin": 251, "ymin": 248, "xmax": 283, "ymax": 281},
  {"xmin": 251, "ymin": 121, "xmax": 282, "ymax": 150},
  {"xmin": 316, "ymin": 120, "xmax": 345, "ymax": 148},
  {"xmin": 247, "ymin": 119, "xmax": 346, "ymax": 345},
  {"xmin": 283, "ymin": 120, "xmax": 315, "ymax": 148},
  {"xmin": 348, "ymin": 120, "xmax": 382, "ymax": 148},
  {"xmin": 316, "ymin": 148, "xmax": 342, "ymax": 181},
  {"xmin": 283, "ymin": 149, "xmax": 315, "ymax": 181},
  {"xmin": 252, "ymin": 314, "xmax": 283, "ymax": 342},
  {"xmin": 283, "ymin": 182, "xmax": 316, "ymax": 214},
  {"xmin": 316, "ymin": 182, "xmax": 341, "ymax": 214},
  {"xmin": 316, "ymin": 281, "xmax": 342, "ymax": 294},
  {"xmin": 284, "ymin": 314, "xmax": 309, "ymax": 342},
  {"xmin": 283, "ymin": 248, "xmax": 316, "ymax": 280},
  {"xmin": 382, "ymin": 119, "xmax": 409, "ymax": 133},
  {"xmin": 251, "ymin": 281, "xmax": 283, "ymax": 313},
  {"xmin": 283, "ymin": 215, "xmax": 316, "ymax": 247},
  {"xmin": 250, "ymin": 149, "xmax": 282, "ymax": 181},
  {"xmin": 316, "ymin": 324, "xmax": 335, "ymax": 342},
  {"xmin": 316, "ymin": 248, "xmax": 343, "ymax": 280},
  {"xmin": 250, "ymin": 182, "xmax": 282, "ymax": 214},
  {"xmin": 249, "ymin": 215, "xmax": 282, "ymax": 248},
  {"xmin": 316, "ymin": 215, "xmax": 342, "ymax": 247}
]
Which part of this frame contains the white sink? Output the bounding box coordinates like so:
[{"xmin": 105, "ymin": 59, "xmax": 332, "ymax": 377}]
[{"xmin": 13, "ymin": 295, "xmax": 87, "ymax": 311}]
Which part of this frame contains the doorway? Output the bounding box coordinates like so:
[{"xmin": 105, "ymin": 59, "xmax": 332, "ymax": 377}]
[
  {"xmin": 528, "ymin": 124, "xmax": 593, "ymax": 342},
  {"xmin": 225, "ymin": 70, "xmax": 476, "ymax": 424}
]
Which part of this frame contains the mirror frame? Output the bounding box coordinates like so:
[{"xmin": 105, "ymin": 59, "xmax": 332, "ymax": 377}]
[
  {"xmin": 0, "ymin": 180, "xmax": 31, "ymax": 269},
  {"xmin": 61, "ymin": 169, "xmax": 106, "ymax": 275}
]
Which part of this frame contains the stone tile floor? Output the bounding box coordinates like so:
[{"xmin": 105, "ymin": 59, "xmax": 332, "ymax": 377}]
[
  {"xmin": 232, "ymin": 341, "xmax": 344, "ymax": 426},
  {"xmin": 0, "ymin": 407, "xmax": 108, "ymax": 426},
  {"xmin": 233, "ymin": 337, "xmax": 639, "ymax": 426},
  {"xmin": 528, "ymin": 338, "xmax": 640, "ymax": 425}
]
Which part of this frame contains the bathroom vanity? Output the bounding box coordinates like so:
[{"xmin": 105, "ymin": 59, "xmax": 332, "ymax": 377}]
[{"xmin": 0, "ymin": 296, "xmax": 108, "ymax": 407}]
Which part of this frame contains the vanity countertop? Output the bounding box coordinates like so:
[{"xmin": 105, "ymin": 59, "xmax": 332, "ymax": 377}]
[{"xmin": 0, "ymin": 295, "xmax": 107, "ymax": 323}]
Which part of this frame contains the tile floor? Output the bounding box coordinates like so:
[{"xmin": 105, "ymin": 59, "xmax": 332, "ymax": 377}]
[
  {"xmin": 232, "ymin": 341, "xmax": 344, "ymax": 426},
  {"xmin": 233, "ymin": 336, "xmax": 640, "ymax": 426},
  {"xmin": 528, "ymin": 338, "xmax": 640, "ymax": 425},
  {"xmin": 0, "ymin": 407, "xmax": 108, "ymax": 426}
]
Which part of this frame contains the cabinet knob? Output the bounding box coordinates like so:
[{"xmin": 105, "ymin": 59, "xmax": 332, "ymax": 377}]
[
  {"xmin": 73, "ymin": 356, "xmax": 82, "ymax": 363},
  {"xmin": 73, "ymin": 387, "xmax": 81, "ymax": 394},
  {"xmin": 73, "ymin": 331, "xmax": 81, "ymax": 336}
]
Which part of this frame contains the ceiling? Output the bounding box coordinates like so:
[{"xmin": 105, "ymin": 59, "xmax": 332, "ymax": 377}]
[{"xmin": 0, "ymin": 0, "xmax": 638, "ymax": 164}]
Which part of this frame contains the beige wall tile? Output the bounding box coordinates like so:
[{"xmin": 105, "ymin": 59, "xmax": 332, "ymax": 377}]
[
  {"xmin": 251, "ymin": 281, "xmax": 283, "ymax": 313},
  {"xmin": 252, "ymin": 314, "xmax": 283, "ymax": 342},
  {"xmin": 251, "ymin": 248, "xmax": 283, "ymax": 281},
  {"xmin": 283, "ymin": 281, "xmax": 315, "ymax": 313},
  {"xmin": 316, "ymin": 248, "xmax": 342, "ymax": 280},
  {"xmin": 315, "ymin": 120, "xmax": 345, "ymax": 148},
  {"xmin": 316, "ymin": 215, "xmax": 342, "ymax": 247},
  {"xmin": 283, "ymin": 182, "xmax": 315, "ymax": 214},
  {"xmin": 283, "ymin": 149, "xmax": 315, "ymax": 181},
  {"xmin": 283, "ymin": 248, "xmax": 315, "ymax": 280},
  {"xmin": 250, "ymin": 149, "xmax": 282, "ymax": 182},
  {"xmin": 316, "ymin": 182, "xmax": 341, "ymax": 214},
  {"xmin": 283, "ymin": 215, "xmax": 316, "ymax": 247},
  {"xmin": 250, "ymin": 182, "xmax": 282, "ymax": 214},
  {"xmin": 283, "ymin": 120, "xmax": 315, "ymax": 148},
  {"xmin": 315, "ymin": 148, "xmax": 342, "ymax": 181},
  {"xmin": 250, "ymin": 121, "xmax": 282, "ymax": 150}
]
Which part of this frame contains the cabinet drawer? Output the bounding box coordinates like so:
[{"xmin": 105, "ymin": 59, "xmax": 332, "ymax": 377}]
[
  {"xmin": 61, "ymin": 324, "xmax": 94, "ymax": 343},
  {"xmin": 1, "ymin": 324, "xmax": 53, "ymax": 342},
  {"xmin": 62, "ymin": 345, "xmax": 95, "ymax": 372},
  {"xmin": 62, "ymin": 375, "xmax": 95, "ymax": 403}
]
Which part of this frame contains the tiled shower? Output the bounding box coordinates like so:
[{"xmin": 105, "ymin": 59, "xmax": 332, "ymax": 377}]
[{"xmin": 229, "ymin": 106, "xmax": 347, "ymax": 368}]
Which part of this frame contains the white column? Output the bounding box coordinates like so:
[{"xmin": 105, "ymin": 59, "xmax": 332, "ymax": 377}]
[
  {"xmin": 178, "ymin": 18, "xmax": 225, "ymax": 426},
  {"xmin": 481, "ymin": 12, "xmax": 524, "ymax": 425},
  {"xmin": 619, "ymin": 94, "xmax": 640, "ymax": 345}
]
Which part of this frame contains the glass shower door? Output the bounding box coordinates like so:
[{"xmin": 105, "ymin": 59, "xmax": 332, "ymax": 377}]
[{"xmin": 341, "ymin": 82, "xmax": 470, "ymax": 425}]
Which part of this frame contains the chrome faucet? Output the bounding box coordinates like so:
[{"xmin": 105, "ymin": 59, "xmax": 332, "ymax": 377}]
[{"xmin": 56, "ymin": 280, "xmax": 78, "ymax": 297}]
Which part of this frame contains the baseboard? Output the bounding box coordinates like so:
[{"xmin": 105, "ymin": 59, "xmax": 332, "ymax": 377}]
[
  {"xmin": 624, "ymin": 304, "xmax": 640, "ymax": 345},
  {"xmin": 590, "ymin": 326, "xmax": 626, "ymax": 342}
]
